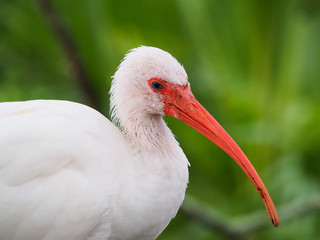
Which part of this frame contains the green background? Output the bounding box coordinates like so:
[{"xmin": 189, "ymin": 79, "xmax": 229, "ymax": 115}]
[{"xmin": 1, "ymin": 0, "xmax": 320, "ymax": 239}]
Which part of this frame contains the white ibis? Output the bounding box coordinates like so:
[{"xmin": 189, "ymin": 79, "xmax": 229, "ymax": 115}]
[{"xmin": 0, "ymin": 46, "xmax": 278, "ymax": 240}]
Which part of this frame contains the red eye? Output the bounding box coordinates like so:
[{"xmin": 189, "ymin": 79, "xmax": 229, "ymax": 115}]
[{"xmin": 148, "ymin": 78, "xmax": 165, "ymax": 92}]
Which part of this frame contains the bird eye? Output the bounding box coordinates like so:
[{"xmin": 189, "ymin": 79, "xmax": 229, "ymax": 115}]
[{"xmin": 151, "ymin": 81, "xmax": 163, "ymax": 90}]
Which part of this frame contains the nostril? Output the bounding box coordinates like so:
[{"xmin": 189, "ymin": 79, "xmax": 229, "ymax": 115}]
[{"xmin": 191, "ymin": 102, "xmax": 197, "ymax": 109}]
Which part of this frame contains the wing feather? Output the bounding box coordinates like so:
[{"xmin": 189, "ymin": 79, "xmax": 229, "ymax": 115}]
[{"xmin": 0, "ymin": 100, "xmax": 126, "ymax": 240}]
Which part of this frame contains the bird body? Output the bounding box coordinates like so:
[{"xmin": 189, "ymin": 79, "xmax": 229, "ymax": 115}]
[
  {"xmin": 0, "ymin": 46, "xmax": 278, "ymax": 240},
  {"xmin": 0, "ymin": 100, "xmax": 188, "ymax": 240}
]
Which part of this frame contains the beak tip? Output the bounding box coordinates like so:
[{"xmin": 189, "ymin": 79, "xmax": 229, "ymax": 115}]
[{"xmin": 272, "ymin": 218, "xmax": 279, "ymax": 227}]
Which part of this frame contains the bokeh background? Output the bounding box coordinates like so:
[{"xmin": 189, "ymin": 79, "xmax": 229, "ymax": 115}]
[{"xmin": 1, "ymin": 0, "xmax": 320, "ymax": 239}]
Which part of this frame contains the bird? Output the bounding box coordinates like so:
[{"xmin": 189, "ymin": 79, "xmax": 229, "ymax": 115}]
[{"xmin": 0, "ymin": 46, "xmax": 279, "ymax": 240}]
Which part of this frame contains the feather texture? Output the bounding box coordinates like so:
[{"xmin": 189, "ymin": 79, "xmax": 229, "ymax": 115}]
[{"xmin": 0, "ymin": 46, "xmax": 190, "ymax": 240}]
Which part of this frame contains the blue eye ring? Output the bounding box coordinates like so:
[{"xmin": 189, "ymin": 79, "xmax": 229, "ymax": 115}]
[{"xmin": 151, "ymin": 81, "xmax": 163, "ymax": 90}]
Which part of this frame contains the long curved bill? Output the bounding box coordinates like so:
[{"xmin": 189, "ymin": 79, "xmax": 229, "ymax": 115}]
[{"xmin": 164, "ymin": 84, "xmax": 279, "ymax": 227}]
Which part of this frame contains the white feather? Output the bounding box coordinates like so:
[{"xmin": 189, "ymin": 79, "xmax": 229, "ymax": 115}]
[{"xmin": 0, "ymin": 46, "xmax": 189, "ymax": 240}]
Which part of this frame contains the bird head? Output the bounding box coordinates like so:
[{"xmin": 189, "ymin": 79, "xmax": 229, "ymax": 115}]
[{"xmin": 110, "ymin": 46, "xmax": 188, "ymax": 119}]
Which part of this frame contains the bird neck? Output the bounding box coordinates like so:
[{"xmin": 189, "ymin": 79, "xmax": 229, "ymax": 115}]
[{"xmin": 120, "ymin": 112, "xmax": 179, "ymax": 155}]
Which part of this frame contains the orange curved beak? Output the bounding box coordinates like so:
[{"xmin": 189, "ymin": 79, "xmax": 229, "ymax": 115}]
[{"xmin": 164, "ymin": 83, "xmax": 279, "ymax": 227}]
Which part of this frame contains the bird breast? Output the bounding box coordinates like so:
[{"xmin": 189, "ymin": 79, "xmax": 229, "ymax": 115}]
[{"xmin": 108, "ymin": 148, "xmax": 189, "ymax": 240}]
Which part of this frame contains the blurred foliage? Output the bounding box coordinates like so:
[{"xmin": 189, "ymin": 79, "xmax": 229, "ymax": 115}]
[{"xmin": 1, "ymin": 0, "xmax": 320, "ymax": 239}]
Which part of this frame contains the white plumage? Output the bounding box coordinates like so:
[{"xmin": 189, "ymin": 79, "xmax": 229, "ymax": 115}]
[{"xmin": 0, "ymin": 46, "xmax": 278, "ymax": 240}]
